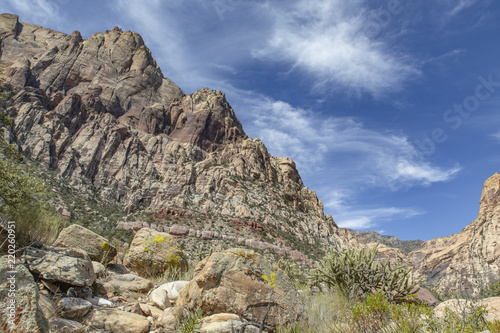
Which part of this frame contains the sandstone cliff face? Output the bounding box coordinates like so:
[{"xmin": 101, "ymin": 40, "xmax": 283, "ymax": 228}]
[
  {"xmin": 0, "ymin": 14, "xmax": 357, "ymax": 251},
  {"xmin": 408, "ymin": 173, "xmax": 500, "ymax": 294}
]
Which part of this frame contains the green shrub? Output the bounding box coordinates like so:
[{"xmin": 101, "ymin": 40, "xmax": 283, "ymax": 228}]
[
  {"xmin": 423, "ymin": 301, "xmax": 488, "ymax": 333},
  {"xmin": 487, "ymin": 320, "xmax": 500, "ymax": 333},
  {"xmin": 8, "ymin": 202, "xmax": 67, "ymax": 249},
  {"xmin": 351, "ymin": 291, "xmax": 391, "ymax": 332},
  {"xmin": 481, "ymin": 280, "xmax": 500, "ymax": 298},
  {"xmin": 312, "ymin": 244, "xmax": 422, "ymax": 302},
  {"xmin": 178, "ymin": 310, "xmax": 203, "ymax": 333},
  {"xmin": 277, "ymin": 258, "xmax": 307, "ymax": 287}
]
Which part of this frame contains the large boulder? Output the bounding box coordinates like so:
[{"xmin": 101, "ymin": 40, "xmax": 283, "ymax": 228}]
[
  {"xmin": 85, "ymin": 307, "xmax": 150, "ymax": 333},
  {"xmin": 176, "ymin": 248, "xmax": 304, "ymax": 327},
  {"xmin": 123, "ymin": 228, "xmax": 187, "ymax": 277},
  {"xmin": 23, "ymin": 245, "xmax": 96, "ymax": 287},
  {"xmin": 483, "ymin": 297, "xmax": 500, "ymax": 322},
  {"xmin": 0, "ymin": 258, "xmax": 49, "ymax": 332},
  {"xmin": 54, "ymin": 224, "xmax": 117, "ymax": 263}
]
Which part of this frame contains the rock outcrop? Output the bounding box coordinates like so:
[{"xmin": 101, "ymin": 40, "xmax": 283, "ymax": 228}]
[
  {"xmin": 409, "ymin": 173, "xmax": 500, "ymax": 294},
  {"xmin": 0, "ymin": 13, "xmax": 357, "ymax": 255},
  {"xmin": 54, "ymin": 224, "xmax": 117, "ymax": 263},
  {"xmin": 176, "ymin": 248, "xmax": 304, "ymax": 327},
  {"xmin": 123, "ymin": 227, "xmax": 187, "ymax": 278}
]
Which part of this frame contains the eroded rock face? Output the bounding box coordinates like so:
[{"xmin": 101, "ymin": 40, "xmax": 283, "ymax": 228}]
[
  {"xmin": 409, "ymin": 173, "xmax": 500, "ymax": 294},
  {"xmin": 176, "ymin": 248, "xmax": 304, "ymax": 327},
  {"xmin": 0, "ymin": 14, "xmax": 358, "ymax": 254}
]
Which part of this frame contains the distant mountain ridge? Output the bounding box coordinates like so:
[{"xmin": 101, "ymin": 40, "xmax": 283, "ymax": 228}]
[{"xmin": 349, "ymin": 229, "xmax": 423, "ymax": 255}]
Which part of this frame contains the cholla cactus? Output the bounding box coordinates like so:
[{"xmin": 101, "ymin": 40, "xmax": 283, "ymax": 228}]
[{"xmin": 312, "ymin": 244, "xmax": 422, "ymax": 302}]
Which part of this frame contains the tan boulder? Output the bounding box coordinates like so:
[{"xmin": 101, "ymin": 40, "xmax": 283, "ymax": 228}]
[
  {"xmin": 85, "ymin": 308, "xmax": 150, "ymax": 333},
  {"xmin": 483, "ymin": 297, "xmax": 500, "ymax": 322},
  {"xmin": 54, "ymin": 224, "xmax": 117, "ymax": 263},
  {"xmin": 157, "ymin": 307, "xmax": 180, "ymax": 329},
  {"xmin": 176, "ymin": 248, "xmax": 304, "ymax": 327},
  {"xmin": 103, "ymin": 274, "xmax": 154, "ymax": 297},
  {"xmin": 39, "ymin": 294, "xmax": 57, "ymax": 320},
  {"xmin": 124, "ymin": 228, "xmax": 187, "ymax": 278},
  {"xmin": 92, "ymin": 261, "xmax": 107, "ymax": 278},
  {"xmin": 199, "ymin": 313, "xmax": 259, "ymax": 333}
]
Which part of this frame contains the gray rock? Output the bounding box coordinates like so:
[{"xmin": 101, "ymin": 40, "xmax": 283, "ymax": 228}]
[
  {"xmin": 38, "ymin": 294, "xmax": 57, "ymax": 320},
  {"xmin": 23, "ymin": 245, "xmax": 96, "ymax": 287},
  {"xmin": 0, "ymin": 257, "xmax": 49, "ymax": 332},
  {"xmin": 57, "ymin": 297, "xmax": 93, "ymax": 319}
]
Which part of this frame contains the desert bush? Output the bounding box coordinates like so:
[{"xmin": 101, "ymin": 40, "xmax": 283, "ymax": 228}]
[
  {"xmin": 481, "ymin": 280, "xmax": 500, "ymax": 298},
  {"xmin": 277, "ymin": 257, "xmax": 307, "ymax": 287},
  {"xmin": 0, "ymin": 81, "xmax": 66, "ymax": 249},
  {"xmin": 487, "ymin": 320, "xmax": 500, "ymax": 333},
  {"xmin": 178, "ymin": 310, "xmax": 203, "ymax": 333},
  {"xmin": 276, "ymin": 289, "xmax": 353, "ymax": 333},
  {"xmin": 7, "ymin": 202, "xmax": 67, "ymax": 249},
  {"xmin": 351, "ymin": 291, "xmax": 391, "ymax": 332},
  {"xmin": 312, "ymin": 244, "xmax": 422, "ymax": 302},
  {"xmin": 423, "ymin": 301, "xmax": 489, "ymax": 332}
]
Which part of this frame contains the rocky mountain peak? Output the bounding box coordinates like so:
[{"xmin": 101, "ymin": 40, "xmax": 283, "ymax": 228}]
[
  {"xmin": 0, "ymin": 14, "xmax": 357, "ymax": 256},
  {"xmin": 0, "ymin": 13, "xmax": 183, "ymax": 119},
  {"xmin": 478, "ymin": 172, "xmax": 500, "ymax": 217}
]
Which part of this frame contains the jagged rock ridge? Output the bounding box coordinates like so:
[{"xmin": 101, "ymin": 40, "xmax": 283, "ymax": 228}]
[
  {"xmin": 408, "ymin": 173, "xmax": 500, "ymax": 293},
  {"xmin": 350, "ymin": 229, "xmax": 423, "ymax": 255},
  {"xmin": 0, "ymin": 13, "xmax": 357, "ymax": 252}
]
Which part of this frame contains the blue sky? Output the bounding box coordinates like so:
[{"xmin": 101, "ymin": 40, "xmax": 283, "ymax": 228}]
[{"xmin": 3, "ymin": 0, "xmax": 500, "ymax": 241}]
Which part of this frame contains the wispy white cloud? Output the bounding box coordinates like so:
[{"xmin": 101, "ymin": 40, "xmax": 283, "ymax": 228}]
[
  {"xmin": 223, "ymin": 90, "xmax": 460, "ymax": 230},
  {"xmin": 490, "ymin": 132, "xmax": 500, "ymax": 141},
  {"xmin": 4, "ymin": 0, "xmax": 63, "ymax": 26},
  {"xmin": 235, "ymin": 95, "xmax": 461, "ymax": 190},
  {"xmin": 445, "ymin": 0, "xmax": 480, "ymax": 17},
  {"xmin": 252, "ymin": 0, "xmax": 420, "ymax": 97},
  {"xmin": 322, "ymin": 190, "xmax": 424, "ymax": 230}
]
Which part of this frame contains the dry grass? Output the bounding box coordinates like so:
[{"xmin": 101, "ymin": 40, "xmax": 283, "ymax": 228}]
[{"xmin": 277, "ymin": 289, "xmax": 500, "ymax": 333}]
